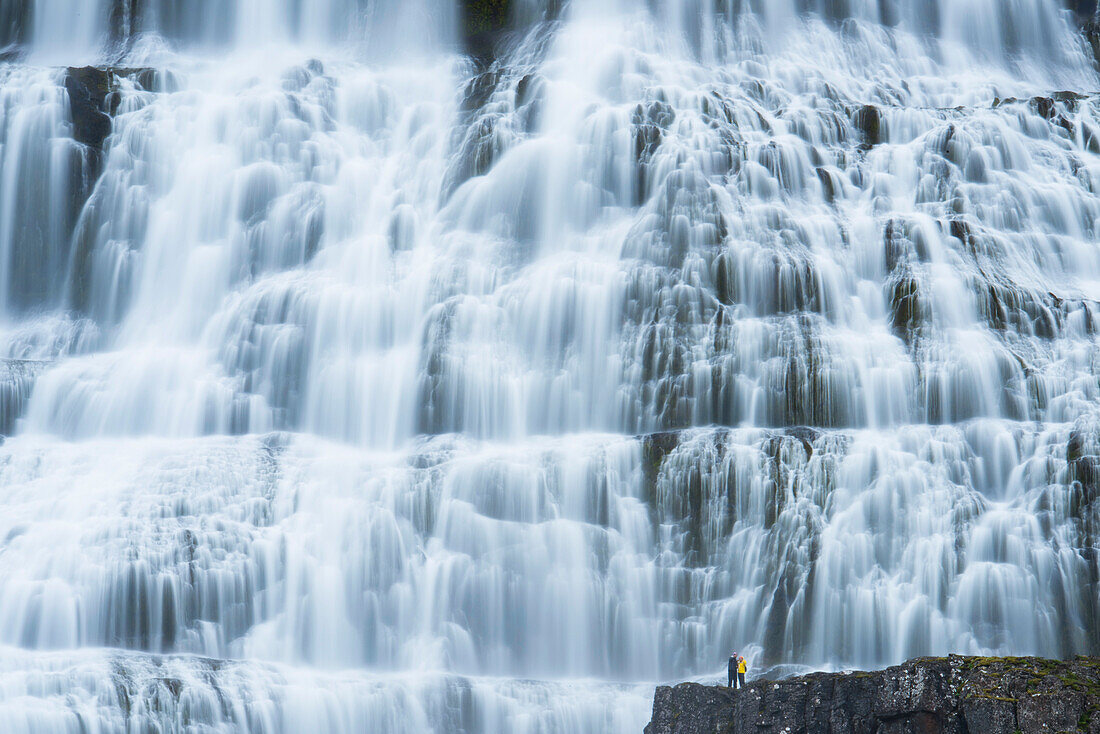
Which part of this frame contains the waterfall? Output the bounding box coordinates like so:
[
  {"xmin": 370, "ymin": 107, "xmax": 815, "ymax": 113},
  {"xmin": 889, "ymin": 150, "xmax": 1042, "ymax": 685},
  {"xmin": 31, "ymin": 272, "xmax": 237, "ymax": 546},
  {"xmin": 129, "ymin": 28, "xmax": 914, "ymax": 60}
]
[{"xmin": 0, "ymin": 0, "xmax": 1098, "ymax": 731}]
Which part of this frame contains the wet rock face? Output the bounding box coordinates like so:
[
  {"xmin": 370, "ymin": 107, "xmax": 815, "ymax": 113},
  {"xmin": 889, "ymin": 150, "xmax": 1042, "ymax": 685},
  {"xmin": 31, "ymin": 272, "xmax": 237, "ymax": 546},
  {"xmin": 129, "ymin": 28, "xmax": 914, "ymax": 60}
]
[
  {"xmin": 0, "ymin": 359, "xmax": 46, "ymax": 435},
  {"xmin": 852, "ymin": 105, "xmax": 882, "ymax": 147},
  {"xmin": 1078, "ymin": 3, "xmax": 1100, "ymax": 66},
  {"xmin": 1072, "ymin": 1, "xmax": 1099, "ymax": 21},
  {"xmin": 460, "ymin": 0, "xmax": 513, "ymax": 60},
  {"xmin": 462, "ymin": 0, "xmax": 512, "ymax": 37},
  {"xmin": 64, "ymin": 67, "xmax": 115, "ymax": 151},
  {"xmin": 644, "ymin": 656, "xmax": 1100, "ymax": 734},
  {"xmin": 0, "ymin": 0, "xmax": 28, "ymax": 49},
  {"xmin": 63, "ymin": 65, "xmax": 165, "ymax": 166},
  {"xmin": 64, "ymin": 67, "xmax": 167, "ymax": 147},
  {"xmin": 1086, "ymin": 20, "xmax": 1100, "ymax": 67},
  {"xmin": 459, "ymin": 0, "xmax": 564, "ymax": 61}
]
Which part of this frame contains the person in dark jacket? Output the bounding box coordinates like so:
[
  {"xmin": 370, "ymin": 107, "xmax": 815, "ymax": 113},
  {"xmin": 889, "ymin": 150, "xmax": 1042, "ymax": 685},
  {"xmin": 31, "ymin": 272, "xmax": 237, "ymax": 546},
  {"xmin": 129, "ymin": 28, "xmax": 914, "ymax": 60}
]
[{"xmin": 728, "ymin": 653, "xmax": 737, "ymax": 688}]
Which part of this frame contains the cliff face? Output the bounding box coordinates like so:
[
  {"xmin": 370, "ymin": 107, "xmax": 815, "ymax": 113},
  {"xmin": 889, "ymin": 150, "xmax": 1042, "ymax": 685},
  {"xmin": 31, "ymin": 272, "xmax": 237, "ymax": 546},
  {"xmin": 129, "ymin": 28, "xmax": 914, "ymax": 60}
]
[{"xmin": 645, "ymin": 656, "xmax": 1100, "ymax": 734}]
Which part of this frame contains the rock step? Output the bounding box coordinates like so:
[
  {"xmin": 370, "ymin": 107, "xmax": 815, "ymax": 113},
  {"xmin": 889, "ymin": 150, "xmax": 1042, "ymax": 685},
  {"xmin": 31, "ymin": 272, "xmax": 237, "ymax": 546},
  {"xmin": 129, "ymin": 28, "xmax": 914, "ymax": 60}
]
[{"xmin": 645, "ymin": 655, "xmax": 1100, "ymax": 734}]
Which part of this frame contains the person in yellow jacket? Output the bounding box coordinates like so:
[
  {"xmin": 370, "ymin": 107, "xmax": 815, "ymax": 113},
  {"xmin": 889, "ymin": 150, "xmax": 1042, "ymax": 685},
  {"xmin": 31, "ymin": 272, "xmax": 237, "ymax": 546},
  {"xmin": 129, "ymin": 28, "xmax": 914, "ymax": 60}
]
[{"xmin": 728, "ymin": 652, "xmax": 748, "ymax": 689}]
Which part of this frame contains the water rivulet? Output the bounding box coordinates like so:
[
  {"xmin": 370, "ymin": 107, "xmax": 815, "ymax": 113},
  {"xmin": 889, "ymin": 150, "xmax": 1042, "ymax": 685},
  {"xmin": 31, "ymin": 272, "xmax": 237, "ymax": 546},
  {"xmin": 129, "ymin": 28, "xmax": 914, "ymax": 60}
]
[{"xmin": 0, "ymin": 1, "xmax": 1098, "ymax": 732}]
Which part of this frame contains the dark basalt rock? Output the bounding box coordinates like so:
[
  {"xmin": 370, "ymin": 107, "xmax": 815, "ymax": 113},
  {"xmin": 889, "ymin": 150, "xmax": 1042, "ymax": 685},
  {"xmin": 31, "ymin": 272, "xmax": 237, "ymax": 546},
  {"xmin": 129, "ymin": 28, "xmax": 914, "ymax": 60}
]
[
  {"xmin": 108, "ymin": 0, "xmax": 142, "ymax": 46},
  {"xmin": 64, "ymin": 67, "xmax": 116, "ymax": 151},
  {"xmin": 0, "ymin": 0, "xmax": 28, "ymax": 48},
  {"xmin": 61, "ymin": 64, "xmax": 168, "ymax": 316},
  {"xmin": 1030, "ymin": 96, "xmax": 1076, "ymax": 136},
  {"xmin": 1086, "ymin": 21, "xmax": 1100, "ymax": 69},
  {"xmin": 1073, "ymin": 1, "xmax": 1099, "ymax": 21},
  {"xmin": 63, "ymin": 66, "xmax": 164, "ymax": 151},
  {"xmin": 459, "ymin": 0, "xmax": 563, "ymax": 62},
  {"xmin": 460, "ymin": 0, "xmax": 513, "ymax": 61},
  {"xmin": 644, "ymin": 655, "xmax": 1100, "ymax": 734},
  {"xmin": 889, "ymin": 272, "xmax": 924, "ymax": 344},
  {"xmin": 853, "ymin": 105, "xmax": 882, "ymax": 147},
  {"xmin": 1079, "ymin": 4, "xmax": 1100, "ymax": 67}
]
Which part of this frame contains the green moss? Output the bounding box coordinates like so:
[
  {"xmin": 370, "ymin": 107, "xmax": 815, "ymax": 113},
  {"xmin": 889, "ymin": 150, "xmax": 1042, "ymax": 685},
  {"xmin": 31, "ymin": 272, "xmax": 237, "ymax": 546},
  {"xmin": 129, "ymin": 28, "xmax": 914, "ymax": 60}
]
[
  {"xmin": 462, "ymin": 0, "xmax": 512, "ymax": 37},
  {"xmin": 962, "ymin": 655, "xmax": 1031, "ymax": 670},
  {"xmin": 1055, "ymin": 672, "xmax": 1100, "ymax": 696},
  {"xmin": 964, "ymin": 694, "xmax": 1017, "ymax": 703},
  {"xmin": 953, "ymin": 655, "xmax": 1100, "ymax": 705}
]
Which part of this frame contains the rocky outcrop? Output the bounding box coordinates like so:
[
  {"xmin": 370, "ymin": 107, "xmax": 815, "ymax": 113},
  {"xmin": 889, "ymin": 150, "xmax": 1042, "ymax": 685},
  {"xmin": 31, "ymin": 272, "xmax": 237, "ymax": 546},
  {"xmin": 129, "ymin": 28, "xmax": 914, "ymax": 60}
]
[
  {"xmin": 63, "ymin": 66, "xmax": 168, "ymax": 151},
  {"xmin": 458, "ymin": 0, "xmax": 565, "ymax": 62},
  {"xmin": 460, "ymin": 0, "xmax": 514, "ymax": 61},
  {"xmin": 1085, "ymin": 17, "xmax": 1100, "ymax": 67},
  {"xmin": 645, "ymin": 656, "xmax": 1100, "ymax": 734},
  {"xmin": 64, "ymin": 67, "xmax": 117, "ymax": 151},
  {"xmin": 1075, "ymin": 2, "xmax": 1100, "ymax": 65}
]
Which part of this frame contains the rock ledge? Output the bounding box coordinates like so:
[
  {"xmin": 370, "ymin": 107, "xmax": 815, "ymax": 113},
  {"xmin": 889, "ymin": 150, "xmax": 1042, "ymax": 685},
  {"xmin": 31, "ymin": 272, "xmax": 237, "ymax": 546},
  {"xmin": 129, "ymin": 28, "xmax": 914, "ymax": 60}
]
[{"xmin": 645, "ymin": 655, "xmax": 1100, "ymax": 734}]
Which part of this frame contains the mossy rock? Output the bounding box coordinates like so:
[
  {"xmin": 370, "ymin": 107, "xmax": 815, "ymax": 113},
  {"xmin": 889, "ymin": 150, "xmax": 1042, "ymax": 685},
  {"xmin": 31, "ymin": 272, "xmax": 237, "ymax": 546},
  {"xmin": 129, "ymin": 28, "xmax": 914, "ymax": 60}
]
[
  {"xmin": 647, "ymin": 656, "xmax": 1100, "ymax": 734},
  {"xmin": 462, "ymin": 0, "xmax": 511, "ymax": 36},
  {"xmin": 461, "ymin": 0, "xmax": 512, "ymax": 59}
]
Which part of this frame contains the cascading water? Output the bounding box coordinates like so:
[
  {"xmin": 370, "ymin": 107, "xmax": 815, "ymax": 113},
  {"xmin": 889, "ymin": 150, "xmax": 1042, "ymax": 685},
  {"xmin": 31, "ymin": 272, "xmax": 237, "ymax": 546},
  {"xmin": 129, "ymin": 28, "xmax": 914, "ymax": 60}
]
[{"xmin": 0, "ymin": 0, "xmax": 1098, "ymax": 731}]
